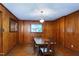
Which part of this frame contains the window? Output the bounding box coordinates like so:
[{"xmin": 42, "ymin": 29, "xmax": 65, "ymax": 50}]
[{"xmin": 31, "ymin": 24, "xmax": 42, "ymax": 32}]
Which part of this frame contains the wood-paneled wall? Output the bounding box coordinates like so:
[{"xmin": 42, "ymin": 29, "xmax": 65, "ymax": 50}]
[
  {"xmin": 18, "ymin": 10, "xmax": 79, "ymax": 52},
  {"xmin": 0, "ymin": 4, "xmax": 18, "ymax": 55},
  {"xmin": 53, "ymin": 11, "xmax": 79, "ymax": 51},
  {"xmin": 0, "ymin": 12, "xmax": 3, "ymax": 55},
  {"xmin": 18, "ymin": 21, "xmax": 56, "ymax": 44},
  {"xmin": 64, "ymin": 11, "xmax": 79, "ymax": 51}
]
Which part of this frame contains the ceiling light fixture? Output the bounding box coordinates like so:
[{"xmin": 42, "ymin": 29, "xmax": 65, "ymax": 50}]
[
  {"xmin": 40, "ymin": 18, "xmax": 44, "ymax": 23},
  {"xmin": 40, "ymin": 10, "xmax": 44, "ymax": 23}
]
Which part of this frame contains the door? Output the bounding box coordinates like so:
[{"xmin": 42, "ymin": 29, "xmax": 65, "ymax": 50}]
[{"xmin": 0, "ymin": 12, "xmax": 3, "ymax": 55}]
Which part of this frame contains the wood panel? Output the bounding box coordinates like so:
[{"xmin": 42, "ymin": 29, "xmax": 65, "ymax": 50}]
[
  {"xmin": 54, "ymin": 11, "xmax": 79, "ymax": 51},
  {"xmin": 59, "ymin": 17, "xmax": 65, "ymax": 47},
  {"xmin": 0, "ymin": 12, "xmax": 3, "ymax": 55},
  {"xmin": 74, "ymin": 11, "xmax": 79, "ymax": 50},
  {"xmin": 23, "ymin": 21, "xmax": 32, "ymax": 44},
  {"xmin": 18, "ymin": 21, "xmax": 24, "ymax": 44},
  {"xmin": 56, "ymin": 20, "xmax": 60, "ymax": 46},
  {"xmin": 64, "ymin": 11, "xmax": 79, "ymax": 51},
  {"xmin": 65, "ymin": 13, "xmax": 75, "ymax": 49},
  {"xmin": 51, "ymin": 11, "xmax": 79, "ymax": 55},
  {"xmin": 52, "ymin": 21, "xmax": 57, "ymax": 44},
  {"xmin": 0, "ymin": 4, "xmax": 19, "ymax": 55},
  {"xmin": 18, "ymin": 21, "xmax": 56, "ymax": 44}
]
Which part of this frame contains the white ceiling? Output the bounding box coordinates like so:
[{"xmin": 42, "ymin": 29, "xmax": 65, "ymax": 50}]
[{"xmin": 3, "ymin": 3, "xmax": 79, "ymax": 21}]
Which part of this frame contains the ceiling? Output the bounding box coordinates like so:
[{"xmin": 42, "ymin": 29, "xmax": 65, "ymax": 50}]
[{"xmin": 3, "ymin": 3, "xmax": 79, "ymax": 21}]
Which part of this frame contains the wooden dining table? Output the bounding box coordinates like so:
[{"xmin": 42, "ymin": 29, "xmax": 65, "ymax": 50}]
[{"xmin": 33, "ymin": 38, "xmax": 55, "ymax": 55}]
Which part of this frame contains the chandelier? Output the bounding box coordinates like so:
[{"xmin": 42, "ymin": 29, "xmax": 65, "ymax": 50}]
[{"xmin": 39, "ymin": 10, "xmax": 44, "ymax": 23}]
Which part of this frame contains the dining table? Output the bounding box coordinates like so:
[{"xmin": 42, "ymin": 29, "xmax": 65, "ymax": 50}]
[{"xmin": 33, "ymin": 38, "xmax": 55, "ymax": 55}]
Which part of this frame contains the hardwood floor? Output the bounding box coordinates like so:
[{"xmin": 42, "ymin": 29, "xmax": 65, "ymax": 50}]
[
  {"xmin": 7, "ymin": 44, "xmax": 37, "ymax": 56},
  {"xmin": 55, "ymin": 46, "xmax": 79, "ymax": 56},
  {"xmin": 7, "ymin": 44, "xmax": 79, "ymax": 56}
]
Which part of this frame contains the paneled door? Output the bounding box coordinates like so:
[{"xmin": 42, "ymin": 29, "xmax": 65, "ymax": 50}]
[{"xmin": 0, "ymin": 12, "xmax": 3, "ymax": 55}]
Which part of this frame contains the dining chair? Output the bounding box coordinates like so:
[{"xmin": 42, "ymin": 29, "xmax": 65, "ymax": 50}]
[
  {"xmin": 32, "ymin": 38, "xmax": 38, "ymax": 54},
  {"xmin": 39, "ymin": 41, "xmax": 55, "ymax": 56}
]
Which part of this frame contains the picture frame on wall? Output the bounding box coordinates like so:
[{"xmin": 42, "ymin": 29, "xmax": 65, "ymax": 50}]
[{"xmin": 9, "ymin": 18, "xmax": 18, "ymax": 32}]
